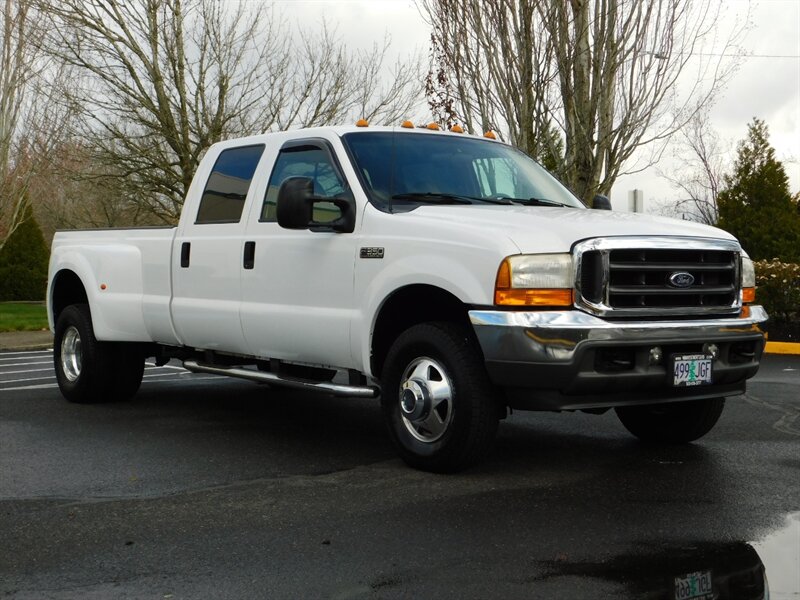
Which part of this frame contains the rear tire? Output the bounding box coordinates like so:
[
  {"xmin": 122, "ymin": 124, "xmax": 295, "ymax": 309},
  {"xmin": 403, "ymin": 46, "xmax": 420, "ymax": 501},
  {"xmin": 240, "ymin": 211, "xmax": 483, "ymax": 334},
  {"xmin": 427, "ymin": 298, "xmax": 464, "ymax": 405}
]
[
  {"xmin": 615, "ymin": 398, "xmax": 725, "ymax": 443},
  {"xmin": 54, "ymin": 304, "xmax": 144, "ymax": 403},
  {"xmin": 380, "ymin": 322, "xmax": 500, "ymax": 473}
]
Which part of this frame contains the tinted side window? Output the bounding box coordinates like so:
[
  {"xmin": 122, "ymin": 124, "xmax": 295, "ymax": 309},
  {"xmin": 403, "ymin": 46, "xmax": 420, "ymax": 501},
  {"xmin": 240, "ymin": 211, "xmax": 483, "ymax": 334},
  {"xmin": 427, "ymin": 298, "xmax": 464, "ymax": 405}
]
[
  {"xmin": 196, "ymin": 145, "xmax": 265, "ymax": 224},
  {"xmin": 261, "ymin": 147, "xmax": 346, "ymax": 223}
]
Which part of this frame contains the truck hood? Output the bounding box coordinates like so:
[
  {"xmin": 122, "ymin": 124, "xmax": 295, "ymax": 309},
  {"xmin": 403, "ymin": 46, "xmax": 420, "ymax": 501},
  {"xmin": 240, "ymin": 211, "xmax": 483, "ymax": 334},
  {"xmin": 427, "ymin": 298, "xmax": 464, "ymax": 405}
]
[{"xmin": 407, "ymin": 205, "xmax": 737, "ymax": 253}]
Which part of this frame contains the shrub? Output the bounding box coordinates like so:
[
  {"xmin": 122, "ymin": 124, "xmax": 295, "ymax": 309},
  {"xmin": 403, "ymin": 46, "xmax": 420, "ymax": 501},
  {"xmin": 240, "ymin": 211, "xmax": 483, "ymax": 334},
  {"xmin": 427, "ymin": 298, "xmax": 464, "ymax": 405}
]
[
  {"xmin": 753, "ymin": 259, "xmax": 800, "ymax": 321},
  {"xmin": 0, "ymin": 206, "xmax": 49, "ymax": 301}
]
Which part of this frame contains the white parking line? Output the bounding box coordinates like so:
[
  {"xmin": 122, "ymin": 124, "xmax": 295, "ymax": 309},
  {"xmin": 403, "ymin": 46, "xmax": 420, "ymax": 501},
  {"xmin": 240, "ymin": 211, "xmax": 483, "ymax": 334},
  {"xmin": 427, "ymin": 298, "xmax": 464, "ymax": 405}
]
[
  {"xmin": 142, "ymin": 372, "xmax": 190, "ymax": 379},
  {"xmin": 0, "ymin": 353, "xmax": 52, "ymax": 361},
  {"xmin": 145, "ymin": 363, "xmax": 188, "ymax": 372},
  {"xmin": 1, "ymin": 368, "xmax": 55, "ymax": 375},
  {"xmin": 0, "ymin": 361, "xmax": 52, "ymax": 368},
  {"xmin": 0, "ymin": 350, "xmax": 230, "ymax": 392},
  {"xmin": 0, "ymin": 383, "xmax": 58, "ymax": 391},
  {"xmin": 0, "ymin": 375, "xmax": 56, "ymax": 385},
  {"xmin": 0, "ymin": 374, "xmax": 223, "ymax": 392},
  {"xmin": 145, "ymin": 376, "xmax": 223, "ymax": 382}
]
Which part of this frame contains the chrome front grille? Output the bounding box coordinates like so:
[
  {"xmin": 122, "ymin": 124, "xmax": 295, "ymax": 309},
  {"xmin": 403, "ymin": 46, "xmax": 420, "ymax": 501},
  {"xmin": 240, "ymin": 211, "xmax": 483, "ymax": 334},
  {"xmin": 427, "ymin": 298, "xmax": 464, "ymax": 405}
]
[{"xmin": 574, "ymin": 237, "xmax": 742, "ymax": 317}]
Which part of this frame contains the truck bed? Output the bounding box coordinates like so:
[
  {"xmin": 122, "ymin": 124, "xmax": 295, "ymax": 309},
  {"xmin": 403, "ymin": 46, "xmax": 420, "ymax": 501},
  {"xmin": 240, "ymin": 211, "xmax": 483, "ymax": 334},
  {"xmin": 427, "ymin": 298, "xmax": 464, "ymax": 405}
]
[{"xmin": 48, "ymin": 227, "xmax": 179, "ymax": 345}]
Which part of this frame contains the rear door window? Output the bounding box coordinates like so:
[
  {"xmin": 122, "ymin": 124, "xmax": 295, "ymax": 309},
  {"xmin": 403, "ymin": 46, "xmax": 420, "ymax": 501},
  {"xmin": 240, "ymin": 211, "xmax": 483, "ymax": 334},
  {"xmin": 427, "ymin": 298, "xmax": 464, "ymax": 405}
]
[{"xmin": 196, "ymin": 145, "xmax": 265, "ymax": 224}]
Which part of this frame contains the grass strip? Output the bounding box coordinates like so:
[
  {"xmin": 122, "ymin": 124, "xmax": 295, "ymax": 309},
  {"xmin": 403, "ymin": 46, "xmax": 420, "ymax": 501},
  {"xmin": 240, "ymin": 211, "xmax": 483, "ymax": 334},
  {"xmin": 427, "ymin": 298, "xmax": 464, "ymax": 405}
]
[{"xmin": 0, "ymin": 302, "xmax": 49, "ymax": 332}]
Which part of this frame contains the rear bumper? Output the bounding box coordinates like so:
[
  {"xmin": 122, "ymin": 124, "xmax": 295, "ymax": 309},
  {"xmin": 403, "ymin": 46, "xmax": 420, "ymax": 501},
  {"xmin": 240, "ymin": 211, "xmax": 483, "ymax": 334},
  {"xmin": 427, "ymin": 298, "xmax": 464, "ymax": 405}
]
[{"xmin": 469, "ymin": 306, "xmax": 768, "ymax": 411}]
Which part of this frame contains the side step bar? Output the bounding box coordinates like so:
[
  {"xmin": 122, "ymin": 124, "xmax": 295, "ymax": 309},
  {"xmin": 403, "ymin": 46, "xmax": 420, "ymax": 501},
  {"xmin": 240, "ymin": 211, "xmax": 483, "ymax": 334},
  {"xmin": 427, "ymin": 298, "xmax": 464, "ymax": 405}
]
[{"xmin": 183, "ymin": 360, "xmax": 379, "ymax": 398}]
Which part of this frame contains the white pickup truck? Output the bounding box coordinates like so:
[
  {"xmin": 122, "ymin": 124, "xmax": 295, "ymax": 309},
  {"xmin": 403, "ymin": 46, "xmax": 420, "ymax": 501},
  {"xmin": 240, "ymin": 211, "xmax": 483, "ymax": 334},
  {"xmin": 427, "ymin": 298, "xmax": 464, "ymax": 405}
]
[{"xmin": 47, "ymin": 125, "xmax": 767, "ymax": 472}]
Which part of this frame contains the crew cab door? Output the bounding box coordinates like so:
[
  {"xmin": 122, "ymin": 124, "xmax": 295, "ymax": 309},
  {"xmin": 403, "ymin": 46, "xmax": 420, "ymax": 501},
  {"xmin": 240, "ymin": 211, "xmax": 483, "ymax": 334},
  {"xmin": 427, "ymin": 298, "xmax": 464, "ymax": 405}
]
[
  {"xmin": 239, "ymin": 138, "xmax": 358, "ymax": 368},
  {"xmin": 170, "ymin": 144, "xmax": 265, "ymax": 353}
]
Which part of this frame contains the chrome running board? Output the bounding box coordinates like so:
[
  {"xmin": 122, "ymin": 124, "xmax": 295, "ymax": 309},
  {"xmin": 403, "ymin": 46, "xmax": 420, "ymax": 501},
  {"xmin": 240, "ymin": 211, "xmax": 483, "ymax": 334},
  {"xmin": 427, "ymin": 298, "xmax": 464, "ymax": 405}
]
[{"xmin": 182, "ymin": 360, "xmax": 379, "ymax": 398}]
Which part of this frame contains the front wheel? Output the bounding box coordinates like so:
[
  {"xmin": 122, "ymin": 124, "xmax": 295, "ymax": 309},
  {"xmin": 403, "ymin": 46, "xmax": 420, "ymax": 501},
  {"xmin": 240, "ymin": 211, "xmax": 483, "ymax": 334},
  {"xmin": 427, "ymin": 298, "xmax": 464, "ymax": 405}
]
[
  {"xmin": 615, "ymin": 398, "xmax": 725, "ymax": 444},
  {"xmin": 380, "ymin": 322, "xmax": 500, "ymax": 473},
  {"xmin": 54, "ymin": 304, "xmax": 144, "ymax": 403}
]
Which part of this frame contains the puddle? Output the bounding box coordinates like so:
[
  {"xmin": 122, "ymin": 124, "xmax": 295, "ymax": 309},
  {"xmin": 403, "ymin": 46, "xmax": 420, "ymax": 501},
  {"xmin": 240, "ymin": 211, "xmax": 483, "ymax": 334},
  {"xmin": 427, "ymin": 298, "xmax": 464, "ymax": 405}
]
[
  {"xmin": 751, "ymin": 512, "xmax": 800, "ymax": 600},
  {"xmin": 536, "ymin": 542, "xmax": 766, "ymax": 599},
  {"xmin": 534, "ymin": 513, "xmax": 800, "ymax": 598}
]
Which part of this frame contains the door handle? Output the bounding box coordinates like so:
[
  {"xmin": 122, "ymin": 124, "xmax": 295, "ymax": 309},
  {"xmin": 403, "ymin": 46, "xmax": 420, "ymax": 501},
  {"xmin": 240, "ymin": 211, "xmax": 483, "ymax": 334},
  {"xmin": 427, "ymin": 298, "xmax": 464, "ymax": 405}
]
[
  {"xmin": 180, "ymin": 242, "xmax": 191, "ymax": 268},
  {"xmin": 243, "ymin": 241, "xmax": 256, "ymax": 270}
]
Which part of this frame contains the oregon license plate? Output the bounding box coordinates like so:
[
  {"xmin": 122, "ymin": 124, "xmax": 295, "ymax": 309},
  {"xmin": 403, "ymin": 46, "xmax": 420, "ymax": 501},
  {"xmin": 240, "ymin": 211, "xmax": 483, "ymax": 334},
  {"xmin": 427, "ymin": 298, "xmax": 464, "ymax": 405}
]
[
  {"xmin": 671, "ymin": 354, "xmax": 713, "ymax": 387},
  {"xmin": 674, "ymin": 570, "xmax": 713, "ymax": 599}
]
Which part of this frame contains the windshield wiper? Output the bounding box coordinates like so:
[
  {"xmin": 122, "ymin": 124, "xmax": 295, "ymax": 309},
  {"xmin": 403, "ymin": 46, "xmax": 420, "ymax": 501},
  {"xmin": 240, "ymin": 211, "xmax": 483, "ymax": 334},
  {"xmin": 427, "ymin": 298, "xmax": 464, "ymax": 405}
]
[
  {"xmin": 511, "ymin": 197, "xmax": 571, "ymax": 207},
  {"xmin": 391, "ymin": 192, "xmax": 475, "ymax": 205},
  {"xmin": 392, "ymin": 192, "xmax": 518, "ymax": 206}
]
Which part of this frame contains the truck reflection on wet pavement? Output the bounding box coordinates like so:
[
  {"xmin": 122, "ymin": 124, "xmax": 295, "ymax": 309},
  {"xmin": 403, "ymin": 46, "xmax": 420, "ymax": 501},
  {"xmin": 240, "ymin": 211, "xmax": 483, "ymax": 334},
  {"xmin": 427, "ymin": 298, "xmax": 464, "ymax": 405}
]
[{"xmin": 539, "ymin": 541, "xmax": 766, "ymax": 599}]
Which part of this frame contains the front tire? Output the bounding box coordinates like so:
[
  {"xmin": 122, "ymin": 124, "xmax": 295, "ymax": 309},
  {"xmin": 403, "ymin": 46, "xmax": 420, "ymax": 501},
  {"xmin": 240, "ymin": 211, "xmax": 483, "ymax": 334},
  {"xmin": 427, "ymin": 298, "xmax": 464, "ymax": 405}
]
[
  {"xmin": 615, "ymin": 398, "xmax": 725, "ymax": 443},
  {"xmin": 380, "ymin": 322, "xmax": 500, "ymax": 473},
  {"xmin": 54, "ymin": 304, "xmax": 144, "ymax": 403}
]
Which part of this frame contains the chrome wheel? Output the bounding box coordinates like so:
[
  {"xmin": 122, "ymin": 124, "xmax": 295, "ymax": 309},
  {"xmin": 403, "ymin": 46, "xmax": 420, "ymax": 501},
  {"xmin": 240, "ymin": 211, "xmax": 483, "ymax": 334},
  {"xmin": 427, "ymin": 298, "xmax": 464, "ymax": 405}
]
[
  {"xmin": 60, "ymin": 325, "xmax": 82, "ymax": 382},
  {"xmin": 399, "ymin": 356, "xmax": 454, "ymax": 443}
]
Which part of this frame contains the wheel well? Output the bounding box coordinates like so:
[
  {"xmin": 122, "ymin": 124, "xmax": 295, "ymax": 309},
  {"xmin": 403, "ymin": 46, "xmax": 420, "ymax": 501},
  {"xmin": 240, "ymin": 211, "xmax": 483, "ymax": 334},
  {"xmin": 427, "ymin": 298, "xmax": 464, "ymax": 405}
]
[
  {"xmin": 51, "ymin": 270, "xmax": 88, "ymax": 324},
  {"xmin": 371, "ymin": 285, "xmax": 472, "ymax": 378}
]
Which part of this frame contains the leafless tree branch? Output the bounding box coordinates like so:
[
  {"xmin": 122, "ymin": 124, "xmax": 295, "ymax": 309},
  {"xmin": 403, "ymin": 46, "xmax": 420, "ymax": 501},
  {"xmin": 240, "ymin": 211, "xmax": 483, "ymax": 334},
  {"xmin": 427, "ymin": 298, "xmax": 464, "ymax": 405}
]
[{"xmin": 418, "ymin": 0, "xmax": 750, "ymax": 204}]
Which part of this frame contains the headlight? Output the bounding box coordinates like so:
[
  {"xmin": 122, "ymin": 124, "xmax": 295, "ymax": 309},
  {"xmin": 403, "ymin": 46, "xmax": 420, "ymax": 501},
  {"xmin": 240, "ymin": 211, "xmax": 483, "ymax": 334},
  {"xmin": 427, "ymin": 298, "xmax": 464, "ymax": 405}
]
[
  {"xmin": 495, "ymin": 254, "xmax": 574, "ymax": 306},
  {"xmin": 741, "ymin": 254, "xmax": 756, "ymax": 303}
]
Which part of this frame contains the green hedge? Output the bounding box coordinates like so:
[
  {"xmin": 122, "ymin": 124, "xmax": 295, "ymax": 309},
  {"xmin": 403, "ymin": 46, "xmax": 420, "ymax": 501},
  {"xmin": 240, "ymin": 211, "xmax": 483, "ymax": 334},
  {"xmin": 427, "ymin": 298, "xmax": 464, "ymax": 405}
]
[
  {"xmin": 0, "ymin": 209, "xmax": 49, "ymax": 301},
  {"xmin": 754, "ymin": 259, "xmax": 800, "ymax": 321}
]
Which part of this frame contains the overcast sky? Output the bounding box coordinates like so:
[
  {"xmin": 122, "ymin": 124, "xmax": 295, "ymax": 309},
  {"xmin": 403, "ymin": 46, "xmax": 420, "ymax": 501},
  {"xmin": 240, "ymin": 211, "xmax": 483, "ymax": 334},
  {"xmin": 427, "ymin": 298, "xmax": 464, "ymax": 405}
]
[{"xmin": 281, "ymin": 0, "xmax": 799, "ymax": 213}]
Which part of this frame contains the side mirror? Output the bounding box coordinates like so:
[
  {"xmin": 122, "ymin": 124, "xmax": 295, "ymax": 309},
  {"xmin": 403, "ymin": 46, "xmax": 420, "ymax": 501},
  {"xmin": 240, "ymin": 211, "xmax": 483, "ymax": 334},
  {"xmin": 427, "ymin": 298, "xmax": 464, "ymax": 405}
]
[
  {"xmin": 276, "ymin": 177, "xmax": 355, "ymax": 233},
  {"xmin": 276, "ymin": 177, "xmax": 314, "ymax": 228},
  {"xmin": 592, "ymin": 194, "xmax": 612, "ymax": 210}
]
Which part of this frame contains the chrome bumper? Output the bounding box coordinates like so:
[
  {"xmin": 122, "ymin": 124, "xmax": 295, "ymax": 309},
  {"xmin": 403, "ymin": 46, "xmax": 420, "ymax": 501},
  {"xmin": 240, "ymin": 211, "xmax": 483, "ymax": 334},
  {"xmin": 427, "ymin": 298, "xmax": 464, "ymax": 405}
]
[
  {"xmin": 468, "ymin": 306, "xmax": 768, "ymax": 410},
  {"xmin": 469, "ymin": 306, "xmax": 767, "ymax": 364}
]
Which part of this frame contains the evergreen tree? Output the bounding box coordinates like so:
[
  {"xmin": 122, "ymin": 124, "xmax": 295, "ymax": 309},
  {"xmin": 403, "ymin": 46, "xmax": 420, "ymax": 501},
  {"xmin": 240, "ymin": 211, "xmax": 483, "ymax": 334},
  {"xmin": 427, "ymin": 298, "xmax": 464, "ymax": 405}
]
[
  {"xmin": 717, "ymin": 118, "xmax": 800, "ymax": 261},
  {"xmin": 0, "ymin": 204, "xmax": 49, "ymax": 301}
]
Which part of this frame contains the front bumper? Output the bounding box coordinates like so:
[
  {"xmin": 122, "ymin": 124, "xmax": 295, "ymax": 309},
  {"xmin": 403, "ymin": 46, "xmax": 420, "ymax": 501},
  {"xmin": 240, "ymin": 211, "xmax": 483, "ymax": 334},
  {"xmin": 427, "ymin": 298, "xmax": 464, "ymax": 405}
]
[{"xmin": 469, "ymin": 306, "xmax": 768, "ymax": 411}]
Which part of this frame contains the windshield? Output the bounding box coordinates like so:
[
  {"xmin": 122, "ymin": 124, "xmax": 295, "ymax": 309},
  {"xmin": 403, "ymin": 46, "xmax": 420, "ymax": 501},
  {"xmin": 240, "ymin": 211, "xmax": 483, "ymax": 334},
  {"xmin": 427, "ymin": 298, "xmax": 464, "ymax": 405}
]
[{"xmin": 341, "ymin": 131, "xmax": 586, "ymax": 210}]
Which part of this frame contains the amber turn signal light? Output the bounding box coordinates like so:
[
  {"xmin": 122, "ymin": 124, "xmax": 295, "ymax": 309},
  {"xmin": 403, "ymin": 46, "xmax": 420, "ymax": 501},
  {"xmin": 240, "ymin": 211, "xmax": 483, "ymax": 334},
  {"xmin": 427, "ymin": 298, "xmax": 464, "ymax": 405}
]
[
  {"xmin": 742, "ymin": 287, "xmax": 756, "ymax": 304},
  {"xmin": 495, "ymin": 288, "xmax": 574, "ymax": 306},
  {"xmin": 495, "ymin": 259, "xmax": 573, "ymax": 306}
]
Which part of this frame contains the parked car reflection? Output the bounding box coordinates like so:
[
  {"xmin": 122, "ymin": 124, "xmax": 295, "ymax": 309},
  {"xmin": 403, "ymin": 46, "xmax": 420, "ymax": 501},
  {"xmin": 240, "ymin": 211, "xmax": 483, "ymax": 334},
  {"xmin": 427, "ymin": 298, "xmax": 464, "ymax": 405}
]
[{"xmin": 538, "ymin": 541, "xmax": 766, "ymax": 599}]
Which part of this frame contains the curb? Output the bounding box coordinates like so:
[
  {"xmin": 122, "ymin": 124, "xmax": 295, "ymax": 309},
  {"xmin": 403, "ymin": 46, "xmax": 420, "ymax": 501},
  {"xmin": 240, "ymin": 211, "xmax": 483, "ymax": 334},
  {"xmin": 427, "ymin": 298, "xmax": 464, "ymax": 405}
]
[
  {"xmin": 765, "ymin": 341, "xmax": 800, "ymax": 355},
  {"xmin": 0, "ymin": 331, "xmax": 54, "ymax": 353},
  {"xmin": 1, "ymin": 343, "xmax": 52, "ymax": 352}
]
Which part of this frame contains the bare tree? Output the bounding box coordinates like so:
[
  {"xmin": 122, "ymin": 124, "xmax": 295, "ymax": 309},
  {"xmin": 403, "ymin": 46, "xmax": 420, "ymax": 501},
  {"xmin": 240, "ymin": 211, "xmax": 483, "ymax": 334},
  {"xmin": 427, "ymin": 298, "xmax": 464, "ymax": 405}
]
[
  {"xmin": 659, "ymin": 108, "xmax": 726, "ymax": 224},
  {"xmin": 1, "ymin": 0, "xmax": 72, "ymax": 248},
  {"xmin": 40, "ymin": 0, "xmax": 422, "ymax": 223},
  {"xmin": 30, "ymin": 141, "xmax": 155, "ymax": 244},
  {"xmin": 418, "ymin": 0, "xmax": 748, "ymax": 204}
]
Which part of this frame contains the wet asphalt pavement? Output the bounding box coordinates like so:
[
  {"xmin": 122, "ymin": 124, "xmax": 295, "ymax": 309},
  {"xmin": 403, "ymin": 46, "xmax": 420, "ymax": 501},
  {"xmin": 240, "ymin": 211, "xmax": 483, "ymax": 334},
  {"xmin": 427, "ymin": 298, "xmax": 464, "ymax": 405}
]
[{"xmin": 1, "ymin": 351, "xmax": 798, "ymax": 599}]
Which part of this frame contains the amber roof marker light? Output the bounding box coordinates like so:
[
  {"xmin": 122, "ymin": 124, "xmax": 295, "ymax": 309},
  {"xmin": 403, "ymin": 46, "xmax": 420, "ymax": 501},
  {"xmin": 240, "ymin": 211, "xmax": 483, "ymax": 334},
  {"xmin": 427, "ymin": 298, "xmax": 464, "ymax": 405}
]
[
  {"xmin": 355, "ymin": 119, "xmax": 369, "ymax": 127},
  {"xmin": 484, "ymin": 130, "xmax": 497, "ymax": 139}
]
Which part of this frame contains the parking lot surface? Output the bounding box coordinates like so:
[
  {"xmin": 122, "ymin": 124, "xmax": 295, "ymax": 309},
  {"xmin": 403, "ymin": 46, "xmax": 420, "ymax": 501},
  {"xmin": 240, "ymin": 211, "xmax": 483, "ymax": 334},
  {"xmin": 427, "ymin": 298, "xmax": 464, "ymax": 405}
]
[{"xmin": 1, "ymin": 351, "xmax": 798, "ymax": 598}]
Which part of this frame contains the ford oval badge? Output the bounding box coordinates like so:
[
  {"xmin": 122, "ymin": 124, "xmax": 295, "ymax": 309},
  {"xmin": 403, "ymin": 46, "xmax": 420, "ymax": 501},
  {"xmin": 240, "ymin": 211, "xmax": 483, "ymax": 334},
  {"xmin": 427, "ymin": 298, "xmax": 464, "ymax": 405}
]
[{"xmin": 668, "ymin": 271, "xmax": 695, "ymax": 288}]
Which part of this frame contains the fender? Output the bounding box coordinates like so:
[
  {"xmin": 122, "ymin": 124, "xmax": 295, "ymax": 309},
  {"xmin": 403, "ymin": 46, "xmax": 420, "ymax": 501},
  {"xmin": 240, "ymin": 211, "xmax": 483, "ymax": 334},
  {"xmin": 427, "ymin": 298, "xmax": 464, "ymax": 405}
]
[
  {"xmin": 49, "ymin": 245, "xmax": 151, "ymax": 342},
  {"xmin": 355, "ymin": 251, "xmax": 495, "ymax": 377}
]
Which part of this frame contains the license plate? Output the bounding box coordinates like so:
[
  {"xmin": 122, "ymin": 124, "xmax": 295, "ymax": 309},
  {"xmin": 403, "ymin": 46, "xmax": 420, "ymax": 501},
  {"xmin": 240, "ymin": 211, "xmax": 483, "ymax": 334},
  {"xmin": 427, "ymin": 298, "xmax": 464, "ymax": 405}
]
[
  {"xmin": 671, "ymin": 354, "xmax": 713, "ymax": 387},
  {"xmin": 674, "ymin": 570, "xmax": 713, "ymax": 600}
]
